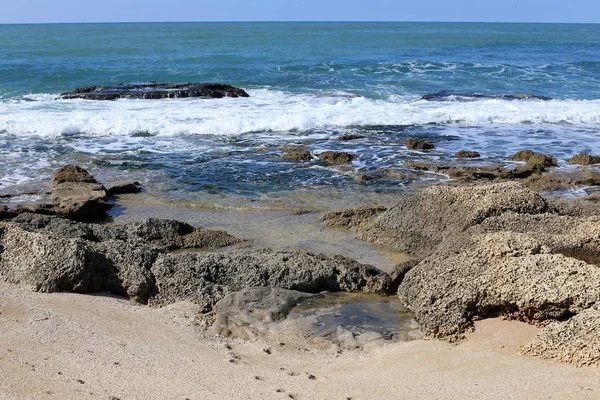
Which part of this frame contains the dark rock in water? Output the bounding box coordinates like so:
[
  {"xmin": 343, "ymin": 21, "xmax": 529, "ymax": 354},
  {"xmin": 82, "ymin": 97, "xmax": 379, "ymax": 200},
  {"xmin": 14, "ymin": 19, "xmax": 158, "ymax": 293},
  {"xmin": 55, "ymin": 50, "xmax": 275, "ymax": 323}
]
[
  {"xmin": 59, "ymin": 83, "xmax": 250, "ymax": 100},
  {"xmin": 212, "ymin": 287, "xmax": 313, "ymax": 341},
  {"xmin": 337, "ymin": 134, "xmax": 365, "ymax": 141},
  {"xmin": 404, "ymin": 139, "xmax": 435, "ymax": 150},
  {"xmin": 422, "ymin": 90, "xmax": 552, "ymax": 101},
  {"xmin": 107, "ymin": 182, "xmax": 143, "ymax": 196},
  {"xmin": 508, "ymin": 150, "xmax": 557, "ymax": 169},
  {"xmin": 150, "ymin": 249, "xmax": 387, "ymax": 311},
  {"xmin": 569, "ymin": 152, "xmax": 600, "ymax": 166},
  {"xmin": 455, "ymin": 150, "xmax": 481, "ymax": 159},
  {"xmin": 282, "ymin": 146, "xmax": 312, "ymax": 162},
  {"xmin": 319, "ymin": 151, "xmax": 355, "ymax": 164}
]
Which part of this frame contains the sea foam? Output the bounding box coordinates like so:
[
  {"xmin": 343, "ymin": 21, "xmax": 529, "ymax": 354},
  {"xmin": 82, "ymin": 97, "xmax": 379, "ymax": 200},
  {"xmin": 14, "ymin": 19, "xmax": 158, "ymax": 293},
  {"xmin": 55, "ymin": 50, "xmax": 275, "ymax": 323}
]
[{"xmin": 1, "ymin": 89, "xmax": 599, "ymax": 139}]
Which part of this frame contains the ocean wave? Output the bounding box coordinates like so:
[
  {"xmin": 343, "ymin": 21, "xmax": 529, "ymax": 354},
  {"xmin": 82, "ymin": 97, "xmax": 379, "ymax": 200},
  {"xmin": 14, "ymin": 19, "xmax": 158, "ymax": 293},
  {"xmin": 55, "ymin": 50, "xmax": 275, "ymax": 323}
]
[{"xmin": 1, "ymin": 89, "xmax": 599, "ymax": 138}]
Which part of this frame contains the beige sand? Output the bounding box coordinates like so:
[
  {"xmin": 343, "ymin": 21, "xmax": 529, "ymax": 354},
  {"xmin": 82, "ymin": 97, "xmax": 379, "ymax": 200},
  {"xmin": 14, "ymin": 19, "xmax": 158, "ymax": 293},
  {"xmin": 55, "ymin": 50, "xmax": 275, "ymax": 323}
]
[{"xmin": 1, "ymin": 282, "xmax": 599, "ymax": 400}]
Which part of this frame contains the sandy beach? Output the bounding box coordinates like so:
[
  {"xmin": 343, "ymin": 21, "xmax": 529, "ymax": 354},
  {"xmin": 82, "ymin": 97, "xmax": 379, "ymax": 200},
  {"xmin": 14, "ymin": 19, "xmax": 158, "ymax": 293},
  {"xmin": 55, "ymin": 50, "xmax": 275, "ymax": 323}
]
[{"xmin": 2, "ymin": 280, "xmax": 599, "ymax": 400}]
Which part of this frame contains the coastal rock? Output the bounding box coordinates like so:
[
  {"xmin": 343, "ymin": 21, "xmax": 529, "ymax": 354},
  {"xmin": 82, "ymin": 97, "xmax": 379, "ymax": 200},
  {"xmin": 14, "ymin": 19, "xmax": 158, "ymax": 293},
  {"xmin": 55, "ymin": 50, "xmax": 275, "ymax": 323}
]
[
  {"xmin": 319, "ymin": 205, "xmax": 387, "ymax": 231},
  {"xmin": 520, "ymin": 307, "xmax": 600, "ymax": 367},
  {"xmin": 421, "ymin": 90, "xmax": 551, "ymax": 101},
  {"xmin": 319, "ymin": 151, "xmax": 355, "ymax": 164},
  {"xmin": 150, "ymin": 249, "xmax": 387, "ymax": 311},
  {"xmin": 282, "ymin": 146, "xmax": 312, "ymax": 161},
  {"xmin": 123, "ymin": 218, "xmax": 240, "ymax": 251},
  {"xmin": 50, "ymin": 165, "xmax": 113, "ymax": 220},
  {"xmin": 212, "ymin": 287, "xmax": 313, "ymax": 341},
  {"xmin": 404, "ymin": 139, "xmax": 435, "ymax": 150},
  {"xmin": 405, "ymin": 162, "xmax": 515, "ymax": 181},
  {"xmin": 455, "ymin": 150, "xmax": 481, "ymax": 158},
  {"xmin": 398, "ymin": 232, "xmax": 600, "ymax": 341},
  {"xmin": 569, "ymin": 152, "xmax": 600, "ymax": 166},
  {"xmin": 337, "ymin": 134, "xmax": 365, "ymax": 141},
  {"xmin": 59, "ymin": 83, "xmax": 249, "ymax": 100},
  {"xmin": 0, "ymin": 224, "xmax": 157, "ymax": 302},
  {"xmin": 356, "ymin": 182, "xmax": 548, "ymax": 257},
  {"xmin": 508, "ymin": 150, "xmax": 557, "ymax": 168}
]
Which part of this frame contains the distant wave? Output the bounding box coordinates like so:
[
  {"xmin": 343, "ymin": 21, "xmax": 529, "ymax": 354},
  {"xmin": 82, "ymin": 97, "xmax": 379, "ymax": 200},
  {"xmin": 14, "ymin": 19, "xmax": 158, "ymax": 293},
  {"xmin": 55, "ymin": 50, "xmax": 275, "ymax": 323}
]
[{"xmin": 1, "ymin": 89, "xmax": 599, "ymax": 138}]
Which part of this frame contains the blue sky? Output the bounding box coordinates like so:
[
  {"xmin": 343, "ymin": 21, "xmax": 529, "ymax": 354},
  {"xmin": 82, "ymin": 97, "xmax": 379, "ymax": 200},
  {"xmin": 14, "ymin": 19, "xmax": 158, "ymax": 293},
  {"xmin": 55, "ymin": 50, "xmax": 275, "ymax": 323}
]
[{"xmin": 1, "ymin": 0, "xmax": 599, "ymax": 24}]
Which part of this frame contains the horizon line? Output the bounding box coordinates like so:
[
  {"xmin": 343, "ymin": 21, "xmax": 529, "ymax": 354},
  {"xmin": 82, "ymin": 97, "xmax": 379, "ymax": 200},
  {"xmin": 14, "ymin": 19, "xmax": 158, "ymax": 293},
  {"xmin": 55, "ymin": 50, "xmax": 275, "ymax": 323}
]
[{"xmin": 1, "ymin": 20, "xmax": 599, "ymax": 25}]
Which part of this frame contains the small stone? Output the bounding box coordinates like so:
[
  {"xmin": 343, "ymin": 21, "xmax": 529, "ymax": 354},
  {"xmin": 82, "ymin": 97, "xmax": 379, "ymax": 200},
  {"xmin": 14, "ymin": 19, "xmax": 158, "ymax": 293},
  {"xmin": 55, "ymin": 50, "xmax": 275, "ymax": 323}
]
[
  {"xmin": 455, "ymin": 150, "xmax": 481, "ymax": 158},
  {"xmin": 404, "ymin": 139, "xmax": 435, "ymax": 150},
  {"xmin": 569, "ymin": 153, "xmax": 600, "ymax": 166},
  {"xmin": 282, "ymin": 146, "xmax": 312, "ymax": 162},
  {"xmin": 319, "ymin": 151, "xmax": 355, "ymax": 164}
]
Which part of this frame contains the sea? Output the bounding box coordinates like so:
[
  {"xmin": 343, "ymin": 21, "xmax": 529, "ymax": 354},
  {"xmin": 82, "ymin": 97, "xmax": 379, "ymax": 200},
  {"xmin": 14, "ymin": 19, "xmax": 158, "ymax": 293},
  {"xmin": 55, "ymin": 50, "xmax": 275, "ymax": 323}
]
[{"xmin": 1, "ymin": 22, "xmax": 599, "ymax": 202}]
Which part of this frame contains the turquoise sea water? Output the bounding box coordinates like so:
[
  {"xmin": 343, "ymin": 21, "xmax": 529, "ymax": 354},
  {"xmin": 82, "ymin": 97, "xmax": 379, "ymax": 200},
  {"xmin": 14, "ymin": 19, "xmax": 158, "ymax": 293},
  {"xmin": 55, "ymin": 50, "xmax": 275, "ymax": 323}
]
[{"xmin": 1, "ymin": 22, "xmax": 599, "ymax": 198}]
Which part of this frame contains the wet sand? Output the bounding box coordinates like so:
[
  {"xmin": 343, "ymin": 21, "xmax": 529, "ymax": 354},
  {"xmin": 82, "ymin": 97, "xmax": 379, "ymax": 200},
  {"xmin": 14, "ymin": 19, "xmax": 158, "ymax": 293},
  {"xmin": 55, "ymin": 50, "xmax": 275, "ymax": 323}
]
[{"xmin": 1, "ymin": 282, "xmax": 599, "ymax": 400}]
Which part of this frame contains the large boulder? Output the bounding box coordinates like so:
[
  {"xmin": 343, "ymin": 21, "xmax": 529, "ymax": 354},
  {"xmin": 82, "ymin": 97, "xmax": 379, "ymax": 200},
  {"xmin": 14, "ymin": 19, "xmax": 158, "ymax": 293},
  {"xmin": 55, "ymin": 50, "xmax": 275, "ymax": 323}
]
[
  {"xmin": 0, "ymin": 220, "xmax": 159, "ymax": 303},
  {"xmin": 150, "ymin": 249, "xmax": 387, "ymax": 311},
  {"xmin": 357, "ymin": 182, "xmax": 548, "ymax": 257},
  {"xmin": 398, "ymin": 232, "xmax": 600, "ymax": 341},
  {"xmin": 59, "ymin": 83, "xmax": 249, "ymax": 100}
]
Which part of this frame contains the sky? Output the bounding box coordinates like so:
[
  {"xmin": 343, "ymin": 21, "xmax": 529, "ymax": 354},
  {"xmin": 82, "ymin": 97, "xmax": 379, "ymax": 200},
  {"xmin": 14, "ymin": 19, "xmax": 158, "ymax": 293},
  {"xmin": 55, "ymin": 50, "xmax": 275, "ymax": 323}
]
[{"xmin": 0, "ymin": 0, "xmax": 599, "ymax": 24}]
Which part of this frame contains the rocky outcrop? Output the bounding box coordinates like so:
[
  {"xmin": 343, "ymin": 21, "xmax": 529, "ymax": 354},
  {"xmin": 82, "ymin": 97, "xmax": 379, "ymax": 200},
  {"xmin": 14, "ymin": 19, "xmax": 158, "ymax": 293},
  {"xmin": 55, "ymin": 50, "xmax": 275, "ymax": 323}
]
[
  {"xmin": 356, "ymin": 182, "xmax": 548, "ymax": 257},
  {"xmin": 422, "ymin": 90, "xmax": 551, "ymax": 101},
  {"xmin": 124, "ymin": 218, "xmax": 241, "ymax": 251},
  {"xmin": 51, "ymin": 165, "xmax": 113, "ymax": 219},
  {"xmin": 520, "ymin": 307, "xmax": 600, "ymax": 367},
  {"xmin": 0, "ymin": 224, "xmax": 157, "ymax": 303},
  {"xmin": 337, "ymin": 134, "xmax": 365, "ymax": 141},
  {"xmin": 212, "ymin": 287, "xmax": 313, "ymax": 341},
  {"xmin": 404, "ymin": 139, "xmax": 434, "ymax": 150},
  {"xmin": 319, "ymin": 151, "xmax": 355, "ymax": 164},
  {"xmin": 398, "ymin": 232, "xmax": 600, "ymax": 341},
  {"xmin": 569, "ymin": 152, "xmax": 600, "ymax": 166},
  {"xmin": 150, "ymin": 250, "xmax": 387, "ymax": 311},
  {"xmin": 59, "ymin": 83, "xmax": 249, "ymax": 100}
]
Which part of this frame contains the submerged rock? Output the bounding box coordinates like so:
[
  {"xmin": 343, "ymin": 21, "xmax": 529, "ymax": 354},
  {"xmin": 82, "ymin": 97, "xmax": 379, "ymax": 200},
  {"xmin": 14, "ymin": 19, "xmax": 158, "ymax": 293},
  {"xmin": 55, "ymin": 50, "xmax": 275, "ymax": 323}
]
[
  {"xmin": 212, "ymin": 287, "xmax": 313, "ymax": 341},
  {"xmin": 59, "ymin": 83, "xmax": 249, "ymax": 100},
  {"xmin": 422, "ymin": 90, "xmax": 551, "ymax": 101}
]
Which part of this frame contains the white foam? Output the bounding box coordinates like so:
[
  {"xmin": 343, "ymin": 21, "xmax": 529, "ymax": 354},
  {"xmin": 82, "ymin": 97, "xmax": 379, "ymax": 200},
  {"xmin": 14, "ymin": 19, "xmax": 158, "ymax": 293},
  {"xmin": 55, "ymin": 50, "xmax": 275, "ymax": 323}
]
[{"xmin": 1, "ymin": 89, "xmax": 599, "ymax": 139}]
